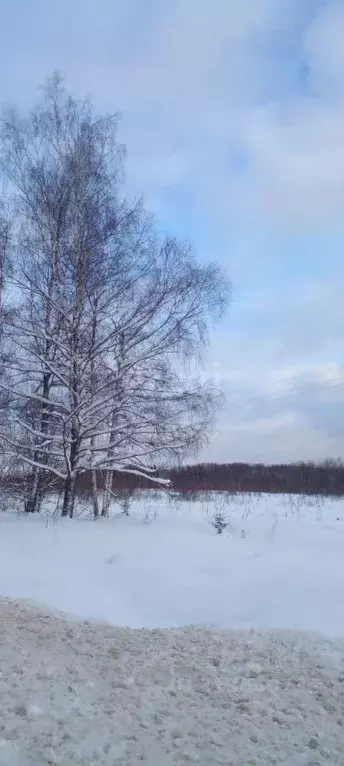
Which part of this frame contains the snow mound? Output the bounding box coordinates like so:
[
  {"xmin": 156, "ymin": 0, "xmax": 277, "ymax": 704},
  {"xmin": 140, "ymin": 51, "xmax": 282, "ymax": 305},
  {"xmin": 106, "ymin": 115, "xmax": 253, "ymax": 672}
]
[{"xmin": 1, "ymin": 599, "xmax": 344, "ymax": 765}]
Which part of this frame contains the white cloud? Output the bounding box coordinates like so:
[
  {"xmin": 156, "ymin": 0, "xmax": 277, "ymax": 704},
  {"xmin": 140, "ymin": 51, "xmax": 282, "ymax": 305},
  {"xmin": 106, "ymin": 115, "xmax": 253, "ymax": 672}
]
[
  {"xmin": 112, "ymin": 0, "xmax": 344, "ymax": 232},
  {"xmin": 304, "ymin": 0, "xmax": 344, "ymax": 99},
  {"xmin": 237, "ymin": 101, "xmax": 344, "ymax": 225},
  {"xmin": 219, "ymin": 1, "xmax": 344, "ymax": 227},
  {"xmin": 4, "ymin": 0, "xmax": 343, "ymax": 226},
  {"xmin": 203, "ymin": 419, "xmax": 344, "ymax": 464}
]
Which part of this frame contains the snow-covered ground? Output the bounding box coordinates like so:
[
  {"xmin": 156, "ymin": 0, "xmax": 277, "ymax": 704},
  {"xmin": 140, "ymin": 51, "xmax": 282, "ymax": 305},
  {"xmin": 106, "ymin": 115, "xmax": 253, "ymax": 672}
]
[
  {"xmin": 1, "ymin": 598, "xmax": 344, "ymax": 765},
  {"xmin": 1, "ymin": 492, "xmax": 344, "ymax": 764},
  {"xmin": 0, "ymin": 491, "xmax": 344, "ymax": 635}
]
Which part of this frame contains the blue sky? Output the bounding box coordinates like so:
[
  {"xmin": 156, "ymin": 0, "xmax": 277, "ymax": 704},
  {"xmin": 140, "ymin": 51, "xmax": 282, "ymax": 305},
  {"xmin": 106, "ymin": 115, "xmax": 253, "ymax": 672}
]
[{"xmin": 1, "ymin": 0, "xmax": 344, "ymax": 463}]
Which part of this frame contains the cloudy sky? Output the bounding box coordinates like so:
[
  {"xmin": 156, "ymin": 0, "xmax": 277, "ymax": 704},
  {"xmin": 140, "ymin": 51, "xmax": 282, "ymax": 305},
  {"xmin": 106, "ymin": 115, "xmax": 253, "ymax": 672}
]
[{"xmin": 1, "ymin": 0, "xmax": 344, "ymax": 464}]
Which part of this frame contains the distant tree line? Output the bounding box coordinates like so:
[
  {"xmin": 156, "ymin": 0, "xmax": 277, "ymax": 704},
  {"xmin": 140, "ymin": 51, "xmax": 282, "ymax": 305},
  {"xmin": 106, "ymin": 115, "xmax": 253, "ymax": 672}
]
[
  {"xmin": 168, "ymin": 459, "xmax": 344, "ymax": 496},
  {"xmin": 3, "ymin": 459, "xmax": 343, "ymax": 502}
]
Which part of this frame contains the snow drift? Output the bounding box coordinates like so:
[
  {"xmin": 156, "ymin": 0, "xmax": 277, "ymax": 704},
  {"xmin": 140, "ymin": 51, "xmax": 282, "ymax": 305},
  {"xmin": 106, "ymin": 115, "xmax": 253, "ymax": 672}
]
[{"xmin": 0, "ymin": 598, "xmax": 344, "ymax": 765}]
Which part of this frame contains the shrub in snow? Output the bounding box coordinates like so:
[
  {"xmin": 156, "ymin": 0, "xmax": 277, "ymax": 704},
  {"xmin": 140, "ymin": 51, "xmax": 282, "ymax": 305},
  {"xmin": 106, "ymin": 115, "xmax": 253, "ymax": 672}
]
[
  {"xmin": 142, "ymin": 503, "xmax": 158, "ymax": 525},
  {"xmin": 212, "ymin": 511, "xmax": 228, "ymax": 535},
  {"xmin": 120, "ymin": 493, "xmax": 131, "ymax": 517}
]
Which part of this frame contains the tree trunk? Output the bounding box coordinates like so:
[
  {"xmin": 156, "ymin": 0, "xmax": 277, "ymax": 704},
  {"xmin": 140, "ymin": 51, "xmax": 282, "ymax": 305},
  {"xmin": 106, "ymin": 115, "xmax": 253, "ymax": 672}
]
[
  {"xmin": 61, "ymin": 474, "xmax": 76, "ymax": 518},
  {"xmin": 101, "ymin": 471, "xmax": 113, "ymax": 518},
  {"xmin": 91, "ymin": 469, "xmax": 99, "ymax": 519},
  {"xmin": 62, "ymin": 356, "xmax": 80, "ymax": 519},
  {"xmin": 24, "ymin": 371, "xmax": 51, "ymax": 514},
  {"xmin": 89, "ymin": 304, "xmax": 100, "ymax": 521},
  {"xmin": 24, "ymin": 468, "xmax": 43, "ymax": 513}
]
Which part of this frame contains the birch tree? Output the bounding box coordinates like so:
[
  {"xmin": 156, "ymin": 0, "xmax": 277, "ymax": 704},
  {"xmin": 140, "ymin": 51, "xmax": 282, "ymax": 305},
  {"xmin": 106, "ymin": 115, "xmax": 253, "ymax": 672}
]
[
  {"xmin": 0, "ymin": 75, "xmax": 229, "ymax": 518},
  {"xmin": 0, "ymin": 78, "xmax": 84, "ymax": 511},
  {"xmin": 0, "ymin": 199, "xmax": 12, "ymax": 481}
]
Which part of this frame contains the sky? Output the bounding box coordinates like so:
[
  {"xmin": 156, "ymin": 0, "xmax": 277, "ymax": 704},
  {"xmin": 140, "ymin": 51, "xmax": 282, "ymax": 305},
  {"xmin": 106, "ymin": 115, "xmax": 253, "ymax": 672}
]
[{"xmin": 1, "ymin": 0, "xmax": 344, "ymax": 464}]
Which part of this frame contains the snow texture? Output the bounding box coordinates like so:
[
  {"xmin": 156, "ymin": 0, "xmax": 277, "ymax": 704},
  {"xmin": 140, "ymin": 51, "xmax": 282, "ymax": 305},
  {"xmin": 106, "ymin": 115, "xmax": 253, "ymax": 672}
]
[
  {"xmin": 1, "ymin": 492, "xmax": 344, "ymax": 635},
  {"xmin": 0, "ymin": 598, "xmax": 344, "ymax": 765}
]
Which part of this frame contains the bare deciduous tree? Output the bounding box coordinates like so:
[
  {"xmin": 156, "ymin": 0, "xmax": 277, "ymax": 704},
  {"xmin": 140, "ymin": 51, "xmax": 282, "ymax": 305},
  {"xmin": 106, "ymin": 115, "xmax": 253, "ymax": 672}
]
[
  {"xmin": 0, "ymin": 198, "xmax": 12, "ymax": 484},
  {"xmin": 0, "ymin": 75, "xmax": 230, "ymax": 518}
]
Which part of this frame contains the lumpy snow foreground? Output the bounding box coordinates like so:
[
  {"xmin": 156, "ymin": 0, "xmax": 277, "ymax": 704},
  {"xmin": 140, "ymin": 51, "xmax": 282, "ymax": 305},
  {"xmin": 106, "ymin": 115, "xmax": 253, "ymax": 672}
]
[{"xmin": 1, "ymin": 599, "xmax": 344, "ymax": 765}]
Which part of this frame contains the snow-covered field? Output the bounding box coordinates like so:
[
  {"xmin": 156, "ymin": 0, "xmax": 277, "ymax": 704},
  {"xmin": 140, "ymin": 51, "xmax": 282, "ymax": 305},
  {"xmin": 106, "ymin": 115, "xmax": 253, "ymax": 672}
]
[
  {"xmin": 1, "ymin": 491, "xmax": 344, "ymax": 635},
  {"xmin": 1, "ymin": 492, "xmax": 344, "ymax": 764}
]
